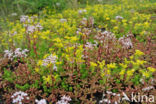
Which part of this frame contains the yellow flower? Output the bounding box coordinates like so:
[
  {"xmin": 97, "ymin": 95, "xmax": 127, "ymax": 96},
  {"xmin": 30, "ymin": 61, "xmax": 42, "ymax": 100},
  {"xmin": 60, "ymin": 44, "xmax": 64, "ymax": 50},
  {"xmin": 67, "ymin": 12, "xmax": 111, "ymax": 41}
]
[
  {"xmin": 98, "ymin": 25, "xmax": 102, "ymax": 28},
  {"xmin": 44, "ymin": 54, "xmax": 49, "ymax": 58},
  {"xmin": 101, "ymin": 73, "xmax": 105, "ymax": 77},
  {"xmin": 35, "ymin": 67, "xmax": 40, "ymax": 72},
  {"xmin": 129, "ymin": 21, "xmax": 133, "ymax": 24},
  {"xmin": 120, "ymin": 70, "xmax": 125, "ymax": 75},
  {"xmin": 106, "ymin": 17, "xmax": 110, "ymax": 20},
  {"xmin": 54, "ymin": 74, "xmax": 59, "ymax": 80},
  {"xmin": 37, "ymin": 60, "xmax": 42, "ymax": 66},
  {"xmin": 107, "ymin": 63, "xmax": 116, "ymax": 69},
  {"xmin": 70, "ymin": 36, "xmax": 78, "ymax": 42},
  {"xmin": 147, "ymin": 67, "xmax": 155, "ymax": 72},
  {"xmin": 98, "ymin": 60, "xmax": 105, "ymax": 69},
  {"xmin": 127, "ymin": 69, "xmax": 135, "ymax": 77},
  {"xmin": 41, "ymin": 35, "xmax": 47, "ymax": 40},
  {"xmin": 135, "ymin": 50, "xmax": 144, "ymax": 56},
  {"xmin": 144, "ymin": 22, "xmax": 149, "ymax": 28},
  {"xmin": 56, "ymin": 61, "xmax": 62, "ymax": 65},
  {"xmin": 140, "ymin": 31, "xmax": 146, "ymax": 36},
  {"xmin": 120, "ymin": 63, "xmax": 127, "ymax": 69},
  {"xmin": 54, "ymin": 43, "xmax": 63, "ymax": 48},
  {"xmin": 106, "ymin": 70, "xmax": 111, "ymax": 75},
  {"xmin": 113, "ymin": 26, "xmax": 118, "ymax": 30},
  {"xmin": 142, "ymin": 72, "xmax": 150, "ymax": 78},
  {"xmin": 47, "ymin": 63, "xmax": 52, "ymax": 67},
  {"xmin": 90, "ymin": 62, "xmax": 97, "ymax": 67},
  {"xmin": 123, "ymin": 23, "xmax": 127, "ymax": 26},
  {"xmin": 122, "ymin": 19, "xmax": 127, "ymax": 23},
  {"xmin": 53, "ymin": 38, "xmax": 61, "ymax": 43},
  {"xmin": 136, "ymin": 60, "xmax": 147, "ymax": 65},
  {"xmin": 43, "ymin": 75, "xmax": 52, "ymax": 84},
  {"xmin": 111, "ymin": 19, "xmax": 116, "ymax": 23},
  {"xmin": 49, "ymin": 48, "xmax": 54, "ymax": 51},
  {"xmin": 130, "ymin": 55, "xmax": 134, "ymax": 60},
  {"xmin": 9, "ymin": 39, "xmax": 12, "ymax": 42},
  {"xmin": 33, "ymin": 35, "xmax": 37, "ymax": 38},
  {"xmin": 43, "ymin": 30, "xmax": 50, "ymax": 35}
]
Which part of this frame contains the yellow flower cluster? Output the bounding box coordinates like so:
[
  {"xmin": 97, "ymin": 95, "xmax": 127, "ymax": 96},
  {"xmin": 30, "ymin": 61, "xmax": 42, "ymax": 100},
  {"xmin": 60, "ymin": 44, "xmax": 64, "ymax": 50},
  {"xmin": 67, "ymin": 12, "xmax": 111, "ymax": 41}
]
[
  {"xmin": 43, "ymin": 75, "xmax": 52, "ymax": 84},
  {"xmin": 135, "ymin": 50, "xmax": 144, "ymax": 56},
  {"xmin": 119, "ymin": 50, "xmax": 155, "ymax": 81},
  {"xmin": 107, "ymin": 63, "xmax": 116, "ymax": 69},
  {"xmin": 147, "ymin": 67, "xmax": 156, "ymax": 72}
]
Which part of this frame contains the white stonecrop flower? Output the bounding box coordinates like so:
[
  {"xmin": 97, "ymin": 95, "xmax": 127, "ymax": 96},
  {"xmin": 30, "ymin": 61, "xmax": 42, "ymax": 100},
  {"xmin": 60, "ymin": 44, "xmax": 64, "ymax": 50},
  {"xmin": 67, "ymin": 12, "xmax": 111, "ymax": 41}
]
[
  {"xmin": 83, "ymin": 28, "xmax": 92, "ymax": 36},
  {"xmin": 56, "ymin": 2, "xmax": 61, "ymax": 6},
  {"xmin": 35, "ymin": 99, "xmax": 47, "ymax": 104},
  {"xmin": 118, "ymin": 36, "xmax": 133, "ymax": 49},
  {"xmin": 106, "ymin": 91, "xmax": 112, "ymax": 94},
  {"xmin": 56, "ymin": 95, "xmax": 71, "ymax": 104},
  {"xmin": 89, "ymin": 17, "xmax": 94, "ymax": 26},
  {"xmin": 26, "ymin": 25, "xmax": 36, "ymax": 34},
  {"xmin": 31, "ymin": 16, "xmax": 37, "ymax": 20},
  {"xmin": 76, "ymin": 31, "xmax": 80, "ymax": 35},
  {"xmin": 4, "ymin": 50, "xmax": 13, "ymax": 60},
  {"xmin": 76, "ymin": 28, "xmax": 82, "ymax": 35},
  {"xmin": 11, "ymin": 13, "xmax": 17, "ymax": 16},
  {"xmin": 11, "ymin": 91, "xmax": 29, "ymax": 104},
  {"xmin": 20, "ymin": 15, "xmax": 29, "ymax": 23},
  {"xmin": 95, "ymin": 31, "xmax": 116, "ymax": 42},
  {"xmin": 81, "ymin": 18, "xmax": 87, "ymax": 25},
  {"xmin": 11, "ymin": 31, "xmax": 17, "ymax": 36},
  {"xmin": 60, "ymin": 19, "xmax": 67, "ymax": 23},
  {"xmin": 14, "ymin": 48, "xmax": 22, "ymax": 58},
  {"xmin": 42, "ymin": 54, "xmax": 57, "ymax": 65},
  {"xmin": 140, "ymin": 78, "xmax": 145, "ymax": 84},
  {"xmin": 14, "ymin": 48, "xmax": 28, "ymax": 58},
  {"xmin": 94, "ymin": 41, "xmax": 98, "ymax": 46},
  {"xmin": 115, "ymin": 16, "xmax": 123, "ymax": 20},
  {"xmin": 78, "ymin": 9, "xmax": 87, "ymax": 14},
  {"xmin": 42, "ymin": 54, "xmax": 58, "ymax": 70},
  {"xmin": 26, "ymin": 23, "xmax": 43, "ymax": 33},
  {"xmin": 36, "ymin": 23, "xmax": 43, "ymax": 31},
  {"xmin": 53, "ymin": 64, "xmax": 57, "ymax": 71},
  {"xmin": 85, "ymin": 42, "xmax": 93, "ymax": 49},
  {"xmin": 79, "ymin": 10, "xmax": 83, "ymax": 14},
  {"xmin": 85, "ymin": 42, "xmax": 97, "ymax": 50},
  {"xmin": 61, "ymin": 95, "xmax": 71, "ymax": 101},
  {"xmin": 4, "ymin": 48, "xmax": 29, "ymax": 60},
  {"xmin": 20, "ymin": 15, "xmax": 43, "ymax": 32}
]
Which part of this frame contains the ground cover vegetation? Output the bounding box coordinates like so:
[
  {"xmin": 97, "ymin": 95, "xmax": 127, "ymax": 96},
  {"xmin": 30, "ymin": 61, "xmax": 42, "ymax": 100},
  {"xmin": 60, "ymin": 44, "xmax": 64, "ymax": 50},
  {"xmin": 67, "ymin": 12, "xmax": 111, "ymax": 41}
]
[{"xmin": 0, "ymin": 0, "xmax": 156, "ymax": 104}]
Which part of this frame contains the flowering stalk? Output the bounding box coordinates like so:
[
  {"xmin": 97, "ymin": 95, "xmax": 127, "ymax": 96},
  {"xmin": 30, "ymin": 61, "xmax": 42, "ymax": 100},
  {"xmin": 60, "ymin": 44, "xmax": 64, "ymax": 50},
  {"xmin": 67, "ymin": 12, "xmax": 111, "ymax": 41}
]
[
  {"xmin": 97, "ymin": 43, "xmax": 102, "ymax": 61},
  {"xmin": 82, "ymin": 34, "xmax": 89, "ymax": 68},
  {"xmin": 32, "ymin": 34, "xmax": 38, "ymax": 58},
  {"xmin": 25, "ymin": 26, "xmax": 31, "ymax": 50}
]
